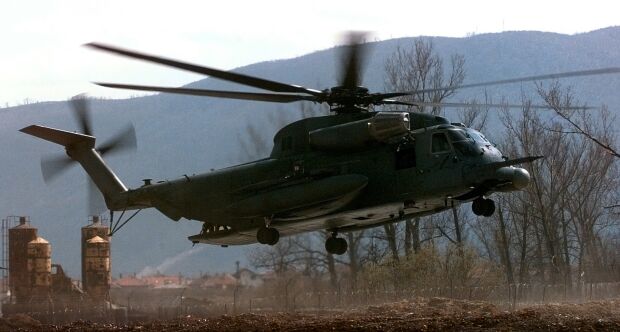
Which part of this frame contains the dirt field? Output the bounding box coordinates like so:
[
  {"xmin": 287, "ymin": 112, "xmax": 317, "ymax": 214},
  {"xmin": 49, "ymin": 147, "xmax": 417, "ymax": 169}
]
[{"xmin": 2, "ymin": 298, "xmax": 619, "ymax": 331}]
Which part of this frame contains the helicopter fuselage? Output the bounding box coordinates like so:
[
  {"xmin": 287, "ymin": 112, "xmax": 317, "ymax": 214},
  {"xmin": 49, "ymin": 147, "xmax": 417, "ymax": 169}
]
[{"xmin": 110, "ymin": 111, "xmax": 530, "ymax": 246}]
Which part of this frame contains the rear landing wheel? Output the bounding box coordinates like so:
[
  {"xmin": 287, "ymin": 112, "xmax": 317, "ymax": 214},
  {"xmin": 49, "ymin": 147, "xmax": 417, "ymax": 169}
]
[
  {"xmin": 325, "ymin": 236, "xmax": 348, "ymax": 255},
  {"xmin": 472, "ymin": 197, "xmax": 495, "ymax": 217},
  {"xmin": 481, "ymin": 199, "xmax": 495, "ymax": 217},
  {"xmin": 257, "ymin": 227, "xmax": 280, "ymax": 245}
]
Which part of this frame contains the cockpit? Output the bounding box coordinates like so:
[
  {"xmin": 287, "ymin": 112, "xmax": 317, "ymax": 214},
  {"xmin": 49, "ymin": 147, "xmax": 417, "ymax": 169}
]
[{"xmin": 430, "ymin": 127, "xmax": 493, "ymax": 158}]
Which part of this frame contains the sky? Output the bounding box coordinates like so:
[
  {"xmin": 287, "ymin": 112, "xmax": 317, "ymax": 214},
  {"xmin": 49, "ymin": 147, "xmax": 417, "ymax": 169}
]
[{"xmin": 1, "ymin": 0, "xmax": 618, "ymax": 106}]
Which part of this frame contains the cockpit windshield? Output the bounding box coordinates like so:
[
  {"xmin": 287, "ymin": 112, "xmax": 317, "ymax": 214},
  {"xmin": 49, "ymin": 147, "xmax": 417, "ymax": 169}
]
[
  {"xmin": 448, "ymin": 129, "xmax": 478, "ymax": 157},
  {"xmin": 466, "ymin": 129, "xmax": 490, "ymax": 144},
  {"xmin": 447, "ymin": 129, "xmax": 470, "ymax": 142}
]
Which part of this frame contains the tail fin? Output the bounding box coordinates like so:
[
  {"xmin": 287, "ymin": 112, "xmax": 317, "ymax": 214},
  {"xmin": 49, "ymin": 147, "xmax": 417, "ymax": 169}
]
[{"xmin": 20, "ymin": 125, "xmax": 128, "ymax": 207}]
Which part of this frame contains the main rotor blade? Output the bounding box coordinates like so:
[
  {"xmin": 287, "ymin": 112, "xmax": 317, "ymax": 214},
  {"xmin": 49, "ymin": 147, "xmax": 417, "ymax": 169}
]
[
  {"xmin": 340, "ymin": 32, "xmax": 369, "ymax": 88},
  {"xmin": 98, "ymin": 124, "xmax": 137, "ymax": 156},
  {"xmin": 41, "ymin": 154, "xmax": 75, "ymax": 184},
  {"xmin": 389, "ymin": 101, "xmax": 593, "ymax": 110},
  {"xmin": 86, "ymin": 42, "xmax": 323, "ymax": 96},
  {"xmin": 402, "ymin": 67, "xmax": 620, "ymax": 95},
  {"xmin": 381, "ymin": 99, "xmax": 415, "ymax": 106},
  {"xmin": 70, "ymin": 94, "xmax": 92, "ymax": 136},
  {"xmin": 95, "ymin": 82, "xmax": 319, "ymax": 103}
]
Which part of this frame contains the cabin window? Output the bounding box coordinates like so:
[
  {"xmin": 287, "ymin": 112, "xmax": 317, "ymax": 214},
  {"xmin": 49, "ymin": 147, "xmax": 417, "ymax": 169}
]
[
  {"xmin": 431, "ymin": 133, "xmax": 451, "ymax": 153},
  {"xmin": 282, "ymin": 136, "xmax": 293, "ymax": 151},
  {"xmin": 395, "ymin": 145, "xmax": 416, "ymax": 169}
]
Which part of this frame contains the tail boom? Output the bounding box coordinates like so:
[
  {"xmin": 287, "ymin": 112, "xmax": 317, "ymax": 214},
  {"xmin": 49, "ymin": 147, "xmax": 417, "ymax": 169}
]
[{"xmin": 20, "ymin": 125, "xmax": 128, "ymax": 209}]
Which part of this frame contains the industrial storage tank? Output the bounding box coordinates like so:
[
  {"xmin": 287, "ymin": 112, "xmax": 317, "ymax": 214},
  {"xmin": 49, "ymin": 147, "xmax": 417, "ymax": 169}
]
[
  {"xmin": 8, "ymin": 216, "xmax": 37, "ymax": 303},
  {"xmin": 27, "ymin": 237, "xmax": 51, "ymax": 297},
  {"xmin": 83, "ymin": 235, "xmax": 110, "ymax": 299},
  {"xmin": 81, "ymin": 216, "xmax": 110, "ymax": 293}
]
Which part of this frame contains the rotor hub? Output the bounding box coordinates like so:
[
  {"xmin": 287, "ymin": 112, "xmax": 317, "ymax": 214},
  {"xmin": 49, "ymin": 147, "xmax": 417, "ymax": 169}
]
[{"xmin": 326, "ymin": 86, "xmax": 374, "ymax": 112}]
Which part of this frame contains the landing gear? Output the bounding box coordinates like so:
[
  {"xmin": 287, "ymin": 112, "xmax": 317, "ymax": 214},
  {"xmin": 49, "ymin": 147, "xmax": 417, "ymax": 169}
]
[
  {"xmin": 472, "ymin": 197, "xmax": 495, "ymax": 217},
  {"xmin": 325, "ymin": 233, "xmax": 348, "ymax": 255},
  {"xmin": 257, "ymin": 226, "xmax": 279, "ymax": 245},
  {"xmin": 257, "ymin": 216, "xmax": 280, "ymax": 245}
]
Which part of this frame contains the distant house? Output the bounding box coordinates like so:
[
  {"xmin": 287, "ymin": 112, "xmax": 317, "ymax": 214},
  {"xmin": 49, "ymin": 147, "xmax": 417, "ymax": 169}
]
[
  {"xmin": 113, "ymin": 275, "xmax": 148, "ymax": 288},
  {"xmin": 192, "ymin": 273, "xmax": 237, "ymax": 290},
  {"xmin": 233, "ymin": 268, "xmax": 264, "ymax": 288},
  {"xmin": 112, "ymin": 273, "xmax": 187, "ymax": 288}
]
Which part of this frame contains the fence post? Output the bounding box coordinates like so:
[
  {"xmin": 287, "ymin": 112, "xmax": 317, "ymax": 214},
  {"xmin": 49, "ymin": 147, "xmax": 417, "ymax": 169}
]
[
  {"xmin": 507, "ymin": 284, "xmax": 512, "ymax": 309},
  {"xmin": 233, "ymin": 285, "xmax": 239, "ymax": 314},
  {"xmin": 513, "ymin": 284, "xmax": 518, "ymax": 309}
]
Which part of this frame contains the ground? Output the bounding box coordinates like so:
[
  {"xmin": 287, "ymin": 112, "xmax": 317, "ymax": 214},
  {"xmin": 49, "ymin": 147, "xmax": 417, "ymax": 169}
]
[{"xmin": 1, "ymin": 298, "xmax": 618, "ymax": 331}]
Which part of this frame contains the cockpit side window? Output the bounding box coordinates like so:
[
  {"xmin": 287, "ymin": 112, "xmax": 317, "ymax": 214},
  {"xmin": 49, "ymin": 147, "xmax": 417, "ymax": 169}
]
[{"xmin": 431, "ymin": 133, "xmax": 451, "ymax": 153}]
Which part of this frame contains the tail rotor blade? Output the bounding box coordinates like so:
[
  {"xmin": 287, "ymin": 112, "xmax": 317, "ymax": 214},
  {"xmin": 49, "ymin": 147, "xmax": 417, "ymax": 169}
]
[
  {"xmin": 87, "ymin": 178, "xmax": 107, "ymax": 216},
  {"xmin": 98, "ymin": 124, "xmax": 137, "ymax": 156},
  {"xmin": 41, "ymin": 154, "xmax": 75, "ymax": 184},
  {"xmin": 70, "ymin": 94, "xmax": 93, "ymax": 136}
]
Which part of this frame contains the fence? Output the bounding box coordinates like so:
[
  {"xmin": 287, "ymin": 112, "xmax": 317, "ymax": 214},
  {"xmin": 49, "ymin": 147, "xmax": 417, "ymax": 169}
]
[
  {"xmin": 114, "ymin": 281, "xmax": 620, "ymax": 318},
  {"xmin": 227, "ymin": 281, "xmax": 620, "ymax": 313}
]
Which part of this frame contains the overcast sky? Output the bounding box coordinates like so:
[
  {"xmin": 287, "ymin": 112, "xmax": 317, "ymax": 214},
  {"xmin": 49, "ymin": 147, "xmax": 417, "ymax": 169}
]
[{"xmin": 1, "ymin": 0, "xmax": 618, "ymax": 106}]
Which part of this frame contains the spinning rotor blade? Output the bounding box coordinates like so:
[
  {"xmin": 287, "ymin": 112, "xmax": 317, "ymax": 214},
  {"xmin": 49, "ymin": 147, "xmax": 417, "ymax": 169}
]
[
  {"xmin": 87, "ymin": 178, "xmax": 107, "ymax": 216},
  {"xmin": 381, "ymin": 99, "xmax": 416, "ymax": 106},
  {"xmin": 86, "ymin": 42, "xmax": 323, "ymax": 96},
  {"xmin": 70, "ymin": 94, "xmax": 93, "ymax": 136},
  {"xmin": 400, "ymin": 67, "xmax": 620, "ymax": 95},
  {"xmin": 340, "ymin": 32, "xmax": 369, "ymax": 88},
  {"xmin": 41, "ymin": 154, "xmax": 75, "ymax": 184},
  {"xmin": 94, "ymin": 83, "xmax": 318, "ymax": 103},
  {"xmin": 385, "ymin": 100, "xmax": 593, "ymax": 110},
  {"xmin": 98, "ymin": 124, "xmax": 137, "ymax": 156}
]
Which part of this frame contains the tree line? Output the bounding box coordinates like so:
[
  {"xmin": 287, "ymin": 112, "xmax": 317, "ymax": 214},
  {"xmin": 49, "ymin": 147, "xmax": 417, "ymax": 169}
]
[{"xmin": 243, "ymin": 39, "xmax": 619, "ymax": 291}]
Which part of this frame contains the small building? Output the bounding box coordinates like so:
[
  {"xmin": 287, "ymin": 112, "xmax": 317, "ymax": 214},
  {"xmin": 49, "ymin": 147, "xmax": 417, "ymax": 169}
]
[
  {"xmin": 233, "ymin": 268, "xmax": 264, "ymax": 288},
  {"xmin": 193, "ymin": 273, "xmax": 237, "ymax": 290},
  {"xmin": 112, "ymin": 273, "xmax": 187, "ymax": 289}
]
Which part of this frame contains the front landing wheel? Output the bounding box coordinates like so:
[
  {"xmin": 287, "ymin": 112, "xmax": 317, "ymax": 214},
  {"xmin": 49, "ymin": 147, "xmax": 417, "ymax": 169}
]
[{"xmin": 472, "ymin": 198, "xmax": 496, "ymax": 217}]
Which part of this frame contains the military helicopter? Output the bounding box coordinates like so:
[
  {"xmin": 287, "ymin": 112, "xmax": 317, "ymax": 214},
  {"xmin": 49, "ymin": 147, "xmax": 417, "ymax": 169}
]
[{"xmin": 20, "ymin": 34, "xmax": 620, "ymax": 255}]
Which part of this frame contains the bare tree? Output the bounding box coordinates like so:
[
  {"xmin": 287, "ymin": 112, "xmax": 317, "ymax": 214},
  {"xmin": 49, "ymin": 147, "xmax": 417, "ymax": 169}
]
[
  {"xmin": 477, "ymin": 86, "xmax": 620, "ymax": 285},
  {"xmin": 384, "ymin": 39, "xmax": 465, "ymax": 115},
  {"xmin": 538, "ymin": 82, "xmax": 620, "ymax": 159},
  {"xmin": 383, "ymin": 39, "xmax": 466, "ymax": 259},
  {"xmin": 248, "ymin": 237, "xmax": 305, "ymax": 274}
]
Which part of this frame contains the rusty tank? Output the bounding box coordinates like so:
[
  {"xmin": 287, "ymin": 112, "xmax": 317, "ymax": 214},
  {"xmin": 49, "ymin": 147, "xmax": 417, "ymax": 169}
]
[
  {"xmin": 27, "ymin": 236, "xmax": 52, "ymax": 297},
  {"xmin": 83, "ymin": 235, "xmax": 110, "ymax": 299},
  {"xmin": 8, "ymin": 216, "xmax": 37, "ymax": 303},
  {"xmin": 81, "ymin": 216, "xmax": 110, "ymax": 295}
]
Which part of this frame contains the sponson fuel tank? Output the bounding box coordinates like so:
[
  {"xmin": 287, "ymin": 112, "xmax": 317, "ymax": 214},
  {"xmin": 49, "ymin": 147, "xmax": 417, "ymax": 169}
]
[
  {"xmin": 309, "ymin": 112, "xmax": 409, "ymax": 150},
  {"xmin": 226, "ymin": 174, "xmax": 368, "ymax": 218}
]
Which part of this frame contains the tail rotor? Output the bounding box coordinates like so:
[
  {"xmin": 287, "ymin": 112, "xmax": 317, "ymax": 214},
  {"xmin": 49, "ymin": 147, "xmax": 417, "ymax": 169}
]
[{"xmin": 39, "ymin": 94, "xmax": 137, "ymax": 214}]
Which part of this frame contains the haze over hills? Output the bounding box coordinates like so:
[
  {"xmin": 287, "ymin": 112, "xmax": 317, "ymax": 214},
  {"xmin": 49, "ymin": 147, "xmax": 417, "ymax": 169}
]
[{"xmin": 1, "ymin": 27, "xmax": 619, "ymax": 279}]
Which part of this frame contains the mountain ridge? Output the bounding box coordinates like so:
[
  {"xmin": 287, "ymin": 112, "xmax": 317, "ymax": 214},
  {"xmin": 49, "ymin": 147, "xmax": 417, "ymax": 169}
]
[{"xmin": 2, "ymin": 27, "xmax": 619, "ymax": 278}]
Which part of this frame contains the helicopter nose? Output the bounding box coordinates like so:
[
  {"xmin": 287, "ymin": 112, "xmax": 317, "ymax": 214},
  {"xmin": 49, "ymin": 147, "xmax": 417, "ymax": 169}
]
[{"xmin": 496, "ymin": 167, "xmax": 531, "ymax": 190}]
